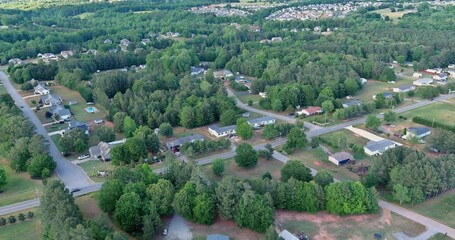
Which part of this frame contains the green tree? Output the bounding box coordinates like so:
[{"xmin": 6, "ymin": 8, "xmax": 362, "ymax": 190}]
[
  {"xmin": 271, "ymin": 99, "xmax": 283, "ymax": 111},
  {"xmin": 59, "ymin": 128, "xmax": 88, "ymax": 154},
  {"xmin": 365, "ymin": 115, "xmax": 381, "ymax": 131},
  {"xmin": 114, "ymin": 192, "xmax": 142, "ymax": 232},
  {"xmin": 379, "ymin": 68, "xmax": 396, "ymax": 82},
  {"xmin": 314, "ymin": 170, "xmax": 334, "ymax": 187},
  {"xmin": 0, "ymin": 167, "xmax": 7, "ymax": 190},
  {"xmin": 235, "ymin": 143, "xmax": 258, "ymax": 168},
  {"xmin": 282, "ymin": 127, "xmax": 307, "ymax": 154},
  {"xmin": 265, "ymin": 225, "xmax": 278, "ymax": 240},
  {"xmin": 27, "ymin": 154, "xmax": 56, "ymax": 178},
  {"xmin": 124, "ymin": 137, "xmax": 147, "ymax": 163},
  {"xmin": 215, "ymin": 176, "xmax": 242, "ymax": 220},
  {"xmin": 262, "ymin": 125, "xmax": 279, "ymax": 139},
  {"xmin": 281, "ymin": 160, "xmax": 312, "ymax": 182},
  {"xmin": 321, "ymin": 100, "xmax": 334, "ymax": 113},
  {"xmin": 193, "ymin": 192, "xmax": 216, "ymax": 225},
  {"xmin": 97, "ymin": 126, "xmax": 115, "ymax": 142},
  {"xmin": 113, "ymin": 112, "xmax": 126, "ymax": 132},
  {"xmin": 99, "ymin": 179, "xmax": 124, "ymax": 214},
  {"xmin": 123, "ymin": 116, "xmax": 137, "ymax": 138},
  {"xmin": 146, "ymin": 179, "xmax": 175, "ymax": 216},
  {"xmin": 110, "ymin": 145, "xmax": 127, "ymax": 166},
  {"xmin": 180, "ymin": 106, "xmax": 196, "ymax": 129},
  {"xmin": 393, "ymin": 184, "xmax": 410, "ymax": 205},
  {"xmin": 220, "ymin": 109, "xmax": 237, "ymax": 126},
  {"xmin": 212, "ymin": 158, "xmax": 225, "ymax": 176},
  {"xmin": 173, "ymin": 181, "xmax": 197, "ymax": 220},
  {"xmin": 235, "ymin": 190, "xmax": 275, "ymax": 233},
  {"xmin": 383, "ymin": 110, "xmax": 397, "ymax": 123},
  {"xmin": 236, "ymin": 118, "xmax": 253, "ymax": 140},
  {"xmin": 344, "ymin": 78, "xmax": 360, "ymax": 95},
  {"xmin": 142, "ymin": 202, "xmax": 163, "ymax": 239},
  {"xmin": 158, "ymin": 123, "xmax": 173, "ymax": 137}
]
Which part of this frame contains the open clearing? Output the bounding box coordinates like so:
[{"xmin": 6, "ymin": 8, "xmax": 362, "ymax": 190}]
[
  {"xmin": 190, "ymin": 217, "xmax": 263, "ymax": 240},
  {"xmin": 0, "ymin": 208, "xmax": 41, "ymax": 240},
  {"xmin": 371, "ymin": 8, "xmax": 416, "ymax": 23},
  {"xmin": 0, "ymin": 158, "xmax": 43, "ymax": 207},
  {"xmin": 408, "ymin": 190, "xmax": 455, "ymax": 229},
  {"xmin": 401, "ymin": 102, "xmax": 455, "ymax": 123},
  {"xmin": 276, "ymin": 208, "xmax": 426, "ymax": 240},
  {"xmin": 200, "ymin": 158, "xmax": 283, "ymax": 181}
]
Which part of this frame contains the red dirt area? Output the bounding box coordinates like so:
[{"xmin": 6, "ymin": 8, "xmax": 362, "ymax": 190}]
[
  {"xmin": 104, "ymin": 121, "xmax": 115, "ymax": 128},
  {"xmin": 313, "ymin": 161, "xmax": 321, "ymax": 166},
  {"xmin": 188, "ymin": 217, "xmax": 262, "ymax": 240}
]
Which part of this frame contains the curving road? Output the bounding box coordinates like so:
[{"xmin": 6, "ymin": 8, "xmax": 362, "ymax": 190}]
[{"xmin": 0, "ymin": 71, "xmax": 94, "ymax": 190}]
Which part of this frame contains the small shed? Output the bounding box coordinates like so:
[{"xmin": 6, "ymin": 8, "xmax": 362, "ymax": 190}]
[{"xmin": 328, "ymin": 152, "xmax": 354, "ymax": 166}]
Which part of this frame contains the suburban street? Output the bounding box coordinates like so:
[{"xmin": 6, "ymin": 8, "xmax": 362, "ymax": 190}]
[{"xmin": 0, "ymin": 71, "xmax": 94, "ymax": 190}]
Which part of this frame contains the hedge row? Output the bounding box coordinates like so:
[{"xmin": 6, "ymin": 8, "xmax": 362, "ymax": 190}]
[{"xmin": 412, "ymin": 116, "xmax": 455, "ymax": 133}]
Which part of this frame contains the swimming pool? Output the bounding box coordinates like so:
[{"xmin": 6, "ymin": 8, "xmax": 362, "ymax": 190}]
[{"xmin": 85, "ymin": 107, "xmax": 98, "ymax": 113}]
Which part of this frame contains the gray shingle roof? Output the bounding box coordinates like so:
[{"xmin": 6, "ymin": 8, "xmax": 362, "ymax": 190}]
[
  {"xmin": 166, "ymin": 134, "xmax": 204, "ymax": 149},
  {"xmin": 247, "ymin": 116, "xmax": 276, "ymax": 125},
  {"xmin": 409, "ymin": 127, "xmax": 431, "ymax": 136},
  {"xmin": 209, "ymin": 124, "xmax": 236, "ymax": 134},
  {"xmin": 329, "ymin": 152, "xmax": 354, "ymax": 161},
  {"xmin": 365, "ymin": 139, "xmax": 395, "ymax": 152}
]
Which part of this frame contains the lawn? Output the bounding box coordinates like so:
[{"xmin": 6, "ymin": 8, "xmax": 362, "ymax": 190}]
[
  {"xmin": 371, "ymin": 8, "xmax": 416, "ymax": 23},
  {"xmin": 401, "ymin": 102, "xmax": 455, "ymax": 124},
  {"xmin": 0, "ymin": 158, "xmax": 44, "ymax": 207},
  {"xmin": 50, "ymin": 134, "xmax": 63, "ymax": 152},
  {"xmin": 237, "ymin": 93, "xmax": 262, "ymax": 104},
  {"xmin": 0, "ymin": 208, "xmax": 41, "ymax": 240},
  {"xmin": 78, "ymin": 160, "xmax": 114, "ymax": 183},
  {"xmin": 430, "ymin": 233, "xmax": 452, "ymax": 240},
  {"xmin": 200, "ymin": 158, "xmax": 283, "ymax": 182},
  {"xmin": 276, "ymin": 209, "xmax": 426, "ymax": 239},
  {"xmin": 0, "ymin": 84, "xmax": 6, "ymax": 94},
  {"xmin": 407, "ymin": 190, "xmax": 455, "ymax": 229}
]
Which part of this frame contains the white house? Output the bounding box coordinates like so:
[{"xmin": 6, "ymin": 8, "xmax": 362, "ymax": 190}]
[
  {"xmin": 278, "ymin": 230, "xmax": 299, "ymax": 240},
  {"xmin": 8, "ymin": 58, "xmax": 23, "ymax": 65},
  {"xmin": 120, "ymin": 39, "xmax": 131, "ymax": 47},
  {"xmin": 412, "ymin": 72, "xmax": 423, "ymax": 78},
  {"xmin": 213, "ymin": 70, "xmax": 234, "ymax": 80},
  {"xmin": 364, "ymin": 139, "xmax": 397, "ymax": 156},
  {"xmin": 342, "ymin": 99, "xmax": 362, "ymax": 108},
  {"xmin": 247, "ymin": 117, "xmax": 276, "ymax": 128},
  {"xmin": 328, "ymin": 152, "xmax": 354, "ymax": 166},
  {"xmin": 60, "ymin": 50, "xmax": 74, "ymax": 59},
  {"xmin": 34, "ymin": 83, "xmax": 50, "ymax": 95},
  {"xmin": 208, "ymin": 125, "xmax": 236, "ymax": 138},
  {"xmin": 403, "ymin": 127, "xmax": 431, "ymax": 140},
  {"xmin": 296, "ymin": 106, "xmax": 323, "ymax": 116},
  {"xmin": 49, "ymin": 105, "xmax": 71, "ymax": 121},
  {"xmin": 393, "ymin": 85, "xmax": 415, "ymax": 93},
  {"xmin": 413, "ymin": 78, "xmax": 433, "ymax": 86}
]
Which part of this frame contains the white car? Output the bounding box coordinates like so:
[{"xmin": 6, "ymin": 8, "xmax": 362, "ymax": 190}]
[
  {"xmin": 77, "ymin": 154, "xmax": 90, "ymax": 160},
  {"xmin": 163, "ymin": 228, "xmax": 168, "ymax": 236}
]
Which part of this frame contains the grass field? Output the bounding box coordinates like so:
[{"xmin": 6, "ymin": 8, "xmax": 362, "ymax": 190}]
[
  {"xmin": 277, "ymin": 209, "xmax": 425, "ymax": 239},
  {"xmin": 401, "ymin": 102, "xmax": 455, "ymax": 124},
  {"xmin": 200, "ymin": 158, "xmax": 283, "ymax": 181},
  {"xmin": 0, "ymin": 208, "xmax": 41, "ymax": 240},
  {"xmin": 0, "ymin": 84, "xmax": 6, "ymax": 94},
  {"xmin": 430, "ymin": 233, "xmax": 452, "ymax": 240},
  {"xmin": 237, "ymin": 94, "xmax": 262, "ymax": 104},
  {"xmin": 408, "ymin": 190, "xmax": 455, "ymax": 229},
  {"xmin": 78, "ymin": 160, "xmax": 114, "ymax": 183},
  {"xmin": 0, "ymin": 158, "xmax": 44, "ymax": 207},
  {"xmin": 371, "ymin": 8, "xmax": 416, "ymax": 24}
]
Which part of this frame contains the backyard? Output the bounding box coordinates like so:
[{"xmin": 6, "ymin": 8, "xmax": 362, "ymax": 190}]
[
  {"xmin": 0, "ymin": 158, "xmax": 45, "ymax": 207},
  {"xmin": 0, "ymin": 208, "xmax": 41, "ymax": 240},
  {"xmin": 276, "ymin": 208, "xmax": 426, "ymax": 239},
  {"xmin": 200, "ymin": 158, "xmax": 283, "ymax": 182}
]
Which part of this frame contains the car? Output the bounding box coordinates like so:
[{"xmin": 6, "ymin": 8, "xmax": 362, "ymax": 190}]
[
  {"xmin": 288, "ymin": 112, "xmax": 295, "ymax": 116},
  {"xmin": 70, "ymin": 188, "xmax": 81, "ymax": 194},
  {"xmin": 387, "ymin": 81, "xmax": 396, "ymax": 84},
  {"xmin": 429, "ymin": 98, "xmax": 434, "ymax": 101},
  {"xmin": 78, "ymin": 154, "xmax": 90, "ymax": 160},
  {"xmin": 19, "ymin": 105, "xmax": 24, "ymax": 108},
  {"xmin": 163, "ymin": 228, "xmax": 168, "ymax": 236}
]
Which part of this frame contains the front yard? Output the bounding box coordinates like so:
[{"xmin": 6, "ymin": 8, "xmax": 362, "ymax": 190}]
[{"xmin": 78, "ymin": 160, "xmax": 114, "ymax": 183}]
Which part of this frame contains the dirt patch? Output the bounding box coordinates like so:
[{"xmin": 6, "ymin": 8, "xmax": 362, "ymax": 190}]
[
  {"xmin": 313, "ymin": 226, "xmax": 335, "ymax": 240},
  {"xmin": 383, "ymin": 208, "xmax": 391, "ymax": 226},
  {"xmin": 276, "ymin": 210, "xmax": 372, "ymax": 225},
  {"xmin": 188, "ymin": 216, "xmax": 262, "ymax": 240},
  {"xmin": 313, "ymin": 161, "xmax": 321, "ymax": 166},
  {"xmin": 75, "ymin": 195, "xmax": 102, "ymax": 219}
]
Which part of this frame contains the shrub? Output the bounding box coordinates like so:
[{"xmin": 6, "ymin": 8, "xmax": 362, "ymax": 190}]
[
  {"xmin": 412, "ymin": 116, "xmax": 455, "ymax": 133},
  {"xmin": 8, "ymin": 216, "xmax": 16, "ymax": 224},
  {"xmin": 18, "ymin": 213, "xmax": 25, "ymax": 221},
  {"xmin": 0, "ymin": 217, "xmax": 6, "ymax": 226}
]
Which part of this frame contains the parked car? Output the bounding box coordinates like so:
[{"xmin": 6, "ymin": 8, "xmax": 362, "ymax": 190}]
[
  {"xmin": 70, "ymin": 188, "xmax": 81, "ymax": 194},
  {"xmin": 163, "ymin": 228, "xmax": 168, "ymax": 236},
  {"xmin": 78, "ymin": 154, "xmax": 90, "ymax": 160}
]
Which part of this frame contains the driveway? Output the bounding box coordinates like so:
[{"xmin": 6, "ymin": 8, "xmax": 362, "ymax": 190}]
[
  {"xmin": 164, "ymin": 214, "xmax": 192, "ymax": 240},
  {"xmin": 0, "ymin": 71, "xmax": 93, "ymax": 190}
]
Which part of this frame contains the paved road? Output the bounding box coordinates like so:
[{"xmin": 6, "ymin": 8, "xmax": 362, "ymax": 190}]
[
  {"xmin": 226, "ymin": 87, "xmax": 321, "ymax": 131},
  {"xmin": 0, "ymin": 71, "xmax": 93, "ymax": 190}
]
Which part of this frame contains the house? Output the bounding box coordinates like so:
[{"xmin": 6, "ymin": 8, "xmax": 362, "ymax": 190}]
[
  {"xmin": 271, "ymin": 37, "xmax": 283, "ymax": 42},
  {"xmin": 260, "ymin": 39, "xmax": 271, "ymax": 44},
  {"xmin": 40, "ymin": 94, "xmax": 62, "ymax": 106},
  {"xmin": 328, "ymin": 152, "xmax": 354, "ymax": 166},
  {"xmin": 433, "ymin": 73, "xmax": 448, "ymax": 82},
  {"xmin": 207, "ymin": 234, "xmax": 229, "ymax": 240},
  {"xmin": 141, "ymin": 38, "xmax": 151, "ymax": 45},
  {"xmin": 60, "ymin": 50, "xmax": 74, "ymax": 59},
  {"xmin": 68, "ymin": 100, "xmax": 78, "ymax": 105},
  {"xmin": 234, "ymin": 75, "xmax": 249, "ymax": 84},
  {"xmin": 34, "ymin": 83, "xmax": 50, "ymax": 95},
  {"xmin": 49, "ymin": 105, "xmax": 71, "ymax": 121},
  {"xmin": 104, "ymin": 39, "xmax": 112, "ymax": 44},
  {"xmin": 190, "ymin": 66, "xmax": 204, "ymax": 76},
  {"xmin": 37, "ymin": 53, "xmax": 57, "ymax": 60},
  {"xmin": 208, "ymin": 124, "xmax": 236, "ymax": 138},
  {"xmin": 8, "ymin": 58, "xmax": 23, "ymax": 65},
  {"xmin": 120, "ymin": 39, "xmax": 131, "ymax": 47},
  {"xmin": 213, "ymin": 70, "xmax": 234, "ymax": 80},
  {"xmin": 364, "ymin": 139, "xmax": 397, "ymax": 156},
  {"xmin": 296, "ymin": 106, "xmax": 323, "ymax": 116},
  {"xmin": 165, "ymin": 134, "xmax": 204, "ymax": 152},
  {"xmin": 342, "ymin": 99, "xmax": 362, "ymax": 108},
  {"xmin": 412, "ymin": 72, "xmax": 423, "ymax": 78},
  {"xmin": 89, "ymin": 141, "xmax": 115, "ymax": 161},
  {"xmin": 393, "ymin": 85, "xmax": 415, "ymax": 93},
  {"xmin": 259, "ymin": 92, "xmax": 267, "ymax": 98},
  {"xmin": 359, "ymin": 78, "xmax": 367, "ymax": 85},
  {"xmin": 278, "ymin": 230, "xmax": 299, "ymax": 240},
  {"xmin": 403, "ymin": 127, "xmax": 431, "ymax": 140},
  {"xmin": 67, "ymin": 120, "xmax": 89, "ymax": 135},
  {"xmin": 425, "ymin": 68, "xmax": 441, "ymax": 74},
  {"xmin": 413, "ymin": 78, "xmax": 433, "ymax": 86},
  {"xmin": 247, "ymin": 116, "xmax": 276, "ymax": 128},
  {"xmin": 373, "ymin": 92, "xmax": 393, "ymax": 100}
]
